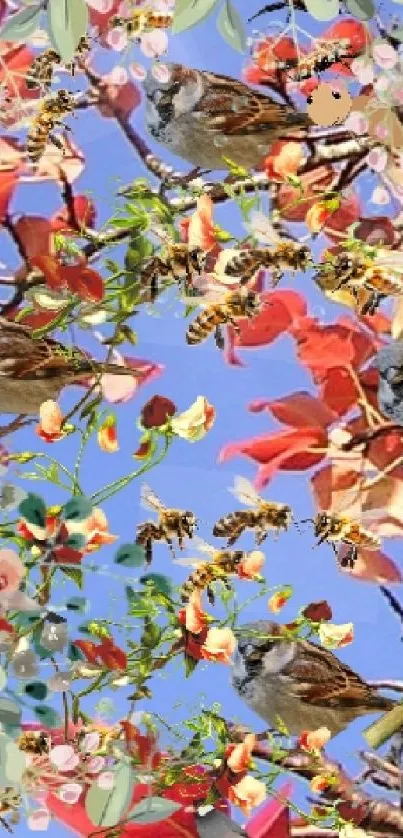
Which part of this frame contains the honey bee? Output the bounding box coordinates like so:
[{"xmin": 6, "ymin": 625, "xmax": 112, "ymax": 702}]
[
  {"xmin": 214, "ymin": 243, "xmax": 312, "ymax": 287},
  {"xmin": 185, "ymin": 287, "xmax": 262, "ymax": 349},
  {"xmin": 175, "ymin": 537, "xmax": 264, "ymax": 604},
  {"xmin": 26, "ymin": 88, "xmax": 75, "ymax": 165},
  {"xmin": 0, "ymin": 788, "xmax": 21, "ymax": 822},
  {"xmin": 18, "ymin": 730, "xmax": 50, "ymax": 755},
  {"xmin": 213, "ymin": 476, "xmax": 293, "ymax": 546},
  {"xmin": 256, "ymin": 39, "xmax": 357, "ymax": 81},
  {"xmin": 309, "ymin": 511, "xmax": 381, "ymax": 567},
  {"xmin": 140, "ymin": 243, "xmax": 207, "ymax": 302},
  {"xmin": 136, "ymin": 484, "xmax": 197, "ymax": 564},
  {"xmin": 315, "ymin": 247, "xmax": 403, "ymax": 315},
  {"xmin": 110, "ymin": 8, "xmax": 173, "ymax": 39},
  {"xmin": 26, "ymin": 37, "xmax": 90, "ymax": 92}
]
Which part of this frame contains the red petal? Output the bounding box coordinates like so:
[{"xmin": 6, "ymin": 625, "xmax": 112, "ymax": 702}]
[
  {"xmin": 355, "ymin": 217, "xmax": 396, "ymax": 247},
  {"xmin": 277, "ymin": 166, "xmax": 334, "ymax": 221},
  {"xmin": 31, "ymin": 254, "xmax": 65, "ymax": 289},
  {"xmin": 311, "ymin": 464, "xmax": 362, "ymax": 513},
  {"xmin": 324, "ymin": 193, "xmax": 361, "ymax": 242},
  {"xmin": 72, "ymin": 640, "xmax": 99, "ymax": 665},
  {"xmin": 293, "ymin": 319, "xmax": 376, "ymax": 378},
  {"xmin": 320, "ymin": 18, "xmax": 371, "ymax": 53},
  {"xmin": 50, "ymin": 196, "xmax": 97, "ymax": 233},
  {"xmin": 320, "ymin": 367, "xmax": 359, "ymax": 417},
  {"xmin": 249, "ymin": 391, "xmax": 336, "ymax": 429},
  {"xmin": 338, "ymin": 545, "xmax": 402, "ymax": 584},
  {"xmin": 246, "ymin": 783, "xmax": 292, "ymax": 838},
  {"xmin": 225, "ymin": 290, "xmax": 307, "ymax": 365},
  {"xmin": 98, "ymin": 80, "xmax": 141, "ymax": 120},
  {"xmin": 96, "ymin": 638, "xmax": 127, "ymax": 670},
  {"xmin": 15, "ymin": 217, "xmax": 53, "ymax": 262},
  {"xmin": 60, "ymin": 264, "xmax": 104, "ymax": 302},
  {"xmin": 0, "ymin": 170, "xmax": 17, "ymax": 221}
]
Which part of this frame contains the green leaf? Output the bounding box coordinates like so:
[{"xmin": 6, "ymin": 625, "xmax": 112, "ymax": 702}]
[
  {"xmin": 0, "ymin": 667, "xmax": 6, "ymax": 693},
  {"xmin": 66, "ymin": 596, "xmax": 88, "ymax": 612},
  {"xmin": 128, "ymin": 797, "xmax": 181, "ymax": 825},
  {"xmin": 0, "ymin": 484, "xmax": 27, "ymax": 512},
  {"xmin": 0, "ymin": 735, "xmax": 26, "ymax": 785},
  {"xmin": 115, "ymin": 544, "xmax": 145, "ymax": 567},
  {"xmin": 345, "ymin": 0, "xmax": 375, "ymax": 16},
  {"xmin": 85, "ymin": 762, "xmax": 134, "ymax": 827},
  {"xmin": 24, "ymin": 681, "xmax": 48, "ymax": 701},
  {"xmin": 216, "ymin": 0, "xmax": 246, "ymax": 52},
  {"xmin": 126, "ymin": 588, "xmax": 150, "ymax": 617},
  {"xmin": 304, "ymin": 0, "xmax": 339, "ymax": 19},
  {"xmin": 47, "ymin": 0, "xmax": 89, "ymax": 62},
  {"xmin": 0, "ymin": 3, "xmax": 42, "ymax": 41},
  {"xmin": 65, "ymin": 533, "xmax": 87, "ymax": 550},
  {"xmin": 363, "ymin": 704, "xmax": 403, "ymax": 749},
  {"xmin": 140, "ymin": 574, "xmax": 174, "ymax": 597},
  {"xmin": 172, "ymin": 0, "xmax": 218, "ymax": 33},
  {"xmin": 68, "ymin": 641, "xmax": 85, "ymax": 661},
  {"xmin": 141, "ymin": 620, "xmax": 161, "ymax": 649},
  {"xmin": 60, "ymin": 566, "xmax": 84, "ymax": 589},
  {"xmin": 0, "ymin": 698, "xmax": 21, "ymax": 728},
  {"xmin": 184, "ymin": 653, "xmax": 199, "ymax": 677},
  {"xmin": 33, "ymin": 705, "xmax": 61, "ymax": 728},
  {"xmin": 62, "ymin": 497, "xmax": 93, "ymax": 522},
  {"xmin": 18, "ymin": 493, "xmax": 46, "ymax": 527}
]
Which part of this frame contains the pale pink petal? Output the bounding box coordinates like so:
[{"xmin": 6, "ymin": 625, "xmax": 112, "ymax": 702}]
[
  {"xmin": 106, "ymin": 28, "xmax": 128, "ymax": 52},
  {"xmin": 58, "ymin": 783, "xmax": 82, "ymax": 805},
  {"xmin": 344, "ymin": 112, "xmax": 368, "ymax": 135},
  {"xmin": 140, "ymin": 30, "xmax": 168, "ymax": 58},
  {"xmin": 367, "ymin": 147, "xmax": 388, "ymax": 173},
  {"xmin": 338, "ymin": 546, "xmax": 403, "ymax": 584},
  {"xmin": 130, "ymin": 62, "xmax": 147, "ymax": 82},
  {"xmin": 49, "ymin": 744, "xmax": 79, "ymax": 772},
  {"xmin": 371, "ymin": 185, "xmax": 390, "ymax": 205},
  {"xmin": 351, "ymin": 57, "xmax": 374, "ymax": 85},
  {"xmin": 27, "ymin": 809, "xmax": 51, "ymax": 831},
  {"xmin": 373, "ymin": 41, "xmax": 398, "ymax": 70},
  {"xmin": 105, "ymin": 66, "xmax": 128, "ymax": 86},
  {"xmin": 151, "ymin": 63, "xmax": 171, "ymax": 83},
  {"xmin": 86, "ymin": 0, "xmax": 114, "ymax": 10},
  {"xmin": 97, "ymin": 771, "xmax": 115, "ymax": 790}
]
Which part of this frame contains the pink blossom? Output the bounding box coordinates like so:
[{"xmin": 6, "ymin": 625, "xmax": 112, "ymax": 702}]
[
  {"xmin": 58, "ymin": 784, "xmax": 82, "ymax": 805},
  {"xmin": 151, "ymin": 63, "xmax": 171, "ymax": 83},
  {"xmin": 130, "ymin": 62, "xmax": 147, "ymax": 81},
  {"xmin": 371, "ymin": 185, "xmax": 390, "ymax": 205},
  {"xmin": 367, "ymin": 147, "xmax": 388, "ymax": 173},
  {"xmin": 97, "ymin": 771, "xmax": 115, "ymax": 790},
  {"xmin": 106, "ymin": 27, "xmax": 128, "ymax": 52},
  {"xmin": 49, "ymin": 745, "xmax": 80, "ymax": 772},
  {"xmin": 373, "ymin": 41, "xmax": 398, "ymax": 70},
  {"xmin": 87, "ymin": 756, "xmax": 106, "ymax": 774},
  {"xmin": 351, "ymin": 56, "xmax": 374, "ymax": 84},
  {"xmin": 27, "ymin": 809, "xmax": 51, "ymax": 831},
  {"xmin": 86, "ymin": 0, "xmax": 114, "ymax": 10},
  {"xmin": 140, "ymin": 30, "xmax": 168, "ymax": 58},
  {"xmin": 344, "ymin": 112, "xmax": 368, "ymax": 135},
  {"xmin": 0, "ymin": 549, "xmax": 24, "ymax": 594},
  {"xmin": 105, "ymin": 66, "xmax": 128, "ymax": 86}
]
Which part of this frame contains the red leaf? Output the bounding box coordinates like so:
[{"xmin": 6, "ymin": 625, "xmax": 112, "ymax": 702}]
[
  {"xmin": 246, "ymin": 783, "xmax": 292, "ymax": 838},
  {"xmin": 50, "ymin": 196, "xmax": 97, "ymax": 233},
  {"xmin": 320, "ymin": 367, "xmax": 359, "ymax": 417},
  {"xmin": 338, "ymin": 545, "xmax": 402, "ymax": 584},
  {"xmin": 225, "ymin": 290, "xmax": 307, "ymax": 365},
  {"xmin": 14, "ymin": 217, "xmax": 53, "ymax": 261},
  {"xmin": 59, "ymin": 264, "xmax": 104, "ymax": 302},
  {"xmin": 0, "ymin": 170, "xmax": 17, "ymax": 221},
  {"xmin": 249, "ymin": 392, "xmax": 336, "ymax": 429},
  {"xmin": 98, "ymin": 80, "xmax": 141, "ymax": 120},
  {"xmin": 219, "ymin": 427, "xmax": 327, "ymax": 490}
]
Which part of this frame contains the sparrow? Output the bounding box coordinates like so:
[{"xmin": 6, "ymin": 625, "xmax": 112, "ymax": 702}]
[
  {"xmin": 375, "ymin": 342, "xmax": 403, "ymax": 426},
  {"xmin": 143, "ymin": 63, "xmax": 310, "ymax": 170},
  {"xmin": 0, "ymin": 317, "xmax": 140, "ymax": 415},
  {"xmin": 231, "ymin": 620, "xmax": 395, "ymax": 737}
]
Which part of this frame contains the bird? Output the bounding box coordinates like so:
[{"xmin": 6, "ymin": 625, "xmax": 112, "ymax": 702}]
[
  {"xmin": 375, "ymin": 342, "xmax": 403, "ymax": 425},
  {"xmin": 231, "ymin": 620, "xmax": 395, "ymax": 737},
  {"xmin": 0, "ymin": 317, "xmax": 141, "ymax": 415},
  {"xmin": 143, "ymin": 63, "xmax": 310, "ymax": 171}
]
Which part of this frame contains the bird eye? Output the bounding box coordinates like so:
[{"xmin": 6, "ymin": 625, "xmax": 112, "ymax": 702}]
[
  {"xmin": 332, "ymin": 91, "xmax": 341, "ymax": 99},
  {"xmin": 307, "ymin": 96, "xmax": 313, "ymax": 105},
  {"xmin": 171, "ymin": 81, "xmax": 181, "ymax": 95}
]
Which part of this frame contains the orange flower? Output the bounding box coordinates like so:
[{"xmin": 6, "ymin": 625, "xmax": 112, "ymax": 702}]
[
  {"xmin": 238, "ymin": 551, "xmax": 265, "ymax": 580},
  {"xmin": 187, "ymin": 194, "xmax": 217, "ymax": 251},
  {"xmin": 263, "ymin": 141, "xmax": 305, "ymax": 181},
  {"xmin": 36, "ymin": 400, "xmax": 65, "ymax": 442},
  {"xmin": 98, "ymin": 417, "xmax": 119, "ymax": 453},
  {"xmin": 306, "ymin": 199, "xmax": 341, "ymax": 233},
  {"xmin": 200, "ymin": 627, "xmax": 236, "ymax": 664},
  {"xmin": 268, "ymin": 587, "xmax": 292, "ymax": 613},
  {"xmin": 298, "ymin": 727, "xmax": 331, "ymax": 752},
  {"xmin": 67, "ymin": 508, "xmax": 117, "ymax": 552},
  {"xmin": 184, "ymin": 590, "xmax": 209, "ymax": 635},
  {"xmin": 226, "ymin": 734, "xmax": 256, "ymax": 773},
  {"xmin": 228, "ymin": 775, "xmax": 266, "ymax": 816},
  {"xmin": 318, "ymin": 621, "xmax": 354, "ymax": 649},
  {"xmin": 171, "ymin": 396, "xmax": 216, "ymax": 442}
]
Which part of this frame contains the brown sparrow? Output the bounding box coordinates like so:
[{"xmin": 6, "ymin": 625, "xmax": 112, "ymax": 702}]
[
  {"xmin": 0, "ymin": 317, "xmax": 140, "ymax": 415},
  {"xmin": 231, "ymin": 620, "xmax": 395, "ymax": 737},
  {"xmin": 143, "ymin": 63, "xmax": 310, "ymax": 170}
]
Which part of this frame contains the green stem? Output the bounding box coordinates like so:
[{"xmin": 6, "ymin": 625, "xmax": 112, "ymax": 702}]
[{"xmin": 90, "ymin": 437, "xmax": 171, "ymax": 506}]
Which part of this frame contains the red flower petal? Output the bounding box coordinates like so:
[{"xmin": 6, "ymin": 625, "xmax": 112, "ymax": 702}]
[
  {"xmin": 338, "ymin": 545, "xmax": 402, "ymax": 584},
  {"xmin": 14, "ymin": 217, "xmax": 53, "ymax": 262},
  {"xmin": 50, "ymin": 197, "xmax": 97, "ymax": 233},
  {"xmin": 277, "ymin": 166, "xmax": 334, "ymax": 222},
  {"xmin": 59, "ymin": 264, "xmax": 104, "ymax": 302},
  {"xmin": 72, "ymin": 640, "xmax": 99, "ymax": 665},
  {"xmin": 249, "ymin": 392, "xmax": 336, "ymax": 429},
  {"xmin": 31, "ymin": 254, "xmax": 65, "ymax": 290},
  {"xmin": 320, "ymin": 18, "xmax": 371, "ymax": 54},
  {"xmin": 225, "ymin": 290, "xmax": 307, "ymax": 366},
  {"xmin": 98, "ymin": 80, "xmax": 141, "ymax": 120},
  {"xmin": 320, "ymin": 367, "xmax": 359, "ymax": 417},
  {"xmin": 324, "ymin": 193, "xmax": 361, "ymax": 243},
  {"xmin": 293, "ymin": 319, "xmax": 376, "ymax": 378},
  {"xmin": 219, "ymin": 427, "xmax": 327, "ymax": 490},
  {"xmin": 246, "ymin": 782, "xmax": 292, "ymax": 838},
  {"xmin": 96, "ymin": 637, "xmax": 127, "ymax": 670},
  {"xmin": 0, "ymin": 171, "xmax": 17, "ymax": 221}
]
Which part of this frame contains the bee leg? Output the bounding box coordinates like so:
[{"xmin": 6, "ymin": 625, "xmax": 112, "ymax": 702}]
[
  {"xmin": 165, "ymin": 537, "xmax": 176, "ymax": 558},
  {"xmin": 145, "ymin": 539, "xmax": 153, "ymax": 566},
  {"xmin": 150, "ymin": 271, "xmax": 158, "ymax": 302},
  {"xmin": 214, "ymin": 325, "xmax": 225, "ymax": 350},
  {"xmin": 256, "ymin": 529, "xmax": 269, "ymax": 546},
  {"xmin": 207, "ymin": 586, "xmax": 215, "ymax": 606}
]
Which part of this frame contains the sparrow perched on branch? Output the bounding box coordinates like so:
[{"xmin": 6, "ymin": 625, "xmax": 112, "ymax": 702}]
[
  {"xmin": 143, "ymin": 63, "xmax": 310, "ymax": 171},
  {"xmin": 375, "ymin": 342, "xmax": 403, "ymax": 426},
  {"xmin": 231, "ymin": 620, "xmax": 395, "ymax": 737},
  {"xmin": 0, "ymin": 317, "xmax": 140, "ymax": 415}
]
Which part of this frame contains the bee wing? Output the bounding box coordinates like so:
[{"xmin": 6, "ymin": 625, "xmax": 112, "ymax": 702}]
[
  {"xmin": 229, "ymin": 475, "xmax": 260, "ymax": 507},
  {"xmin": 374, "ymin": 250, "xmax": 403, "ymax": 273},
  {"xmin": 191, "ymin": 536, "xmax": 217, "ymax": 557},
  {"xmin": 181, "ymin": 287, "xmax": 227, "ymax": 308},
  {"xmin": 243, "ymin": 211, "xmax": 280, "ymax": 246},
  {"xmin": 140, "ymin": 483, "xmax": 165, "ymax": 514},
  {"xmin": 173, "ymin": 557, "xmax": 205, "ymax": 568}
]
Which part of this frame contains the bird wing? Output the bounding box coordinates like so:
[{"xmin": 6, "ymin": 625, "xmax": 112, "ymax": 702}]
[
  {"xmin": 289, "ymin": 640, "xmax": 384, "ymax": 708},
  {"xmin": 0, "ymin": 318, "xmax": 75, "ymax": 379},
  {"xmin": 195, "ymin": 70, "xmax": 307, "ymax": 136}
]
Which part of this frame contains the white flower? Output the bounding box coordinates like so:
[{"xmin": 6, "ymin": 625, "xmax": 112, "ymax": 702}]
[
  {"xmin": 339, "ymin": 827, "xmax": 371, "ymax": 838},
  {"xmin": 171, "ymin": 396, "xmax": 216, "ymax": 442},
  {"xmin": 371, "ymin": 186, "xmax": 390, "ymax": 206},
  {"xmin": 49, "ymin": 745, "xmax": 79, "ymax": 772},
  {"xmin": 318, "ymin": 622, "xmax": 354, "ymax": 649}
]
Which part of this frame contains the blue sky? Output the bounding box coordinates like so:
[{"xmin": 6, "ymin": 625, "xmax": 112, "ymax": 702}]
[{"xmin": 5, "ymin": 0, "xmax": 403, "ymax": 834}]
